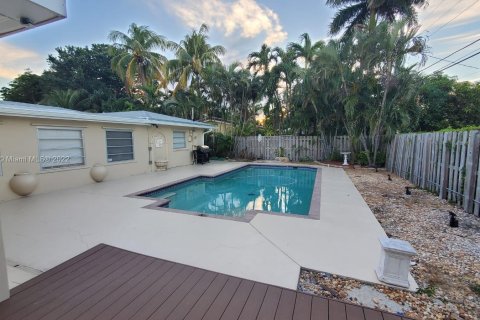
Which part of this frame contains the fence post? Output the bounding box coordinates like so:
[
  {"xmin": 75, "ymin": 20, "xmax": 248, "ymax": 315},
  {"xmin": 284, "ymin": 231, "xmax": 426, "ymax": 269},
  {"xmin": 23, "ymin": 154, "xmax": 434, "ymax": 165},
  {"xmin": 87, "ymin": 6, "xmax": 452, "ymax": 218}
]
[{"xmin": 464, "ymin": 131, "xmax": 480, "ymax": 213}]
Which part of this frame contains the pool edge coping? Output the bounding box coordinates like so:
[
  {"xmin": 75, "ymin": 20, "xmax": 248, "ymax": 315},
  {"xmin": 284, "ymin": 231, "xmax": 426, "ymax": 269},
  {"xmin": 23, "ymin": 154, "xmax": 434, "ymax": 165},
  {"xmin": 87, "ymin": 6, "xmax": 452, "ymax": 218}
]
[{"xmin": 125, "ymin": 162, "xmax": 322, "ymax": 223}]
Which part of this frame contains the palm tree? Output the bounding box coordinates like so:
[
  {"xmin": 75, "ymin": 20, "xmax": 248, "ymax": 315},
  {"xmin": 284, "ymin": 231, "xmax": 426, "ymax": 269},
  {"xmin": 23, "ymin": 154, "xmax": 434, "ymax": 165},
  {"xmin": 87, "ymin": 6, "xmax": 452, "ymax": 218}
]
[
  {"xmin": 356, "ymin": 20, "xmax": 426, "ymax": 165},
  {"xmin": 109, "ymin": 23, "xmax": 174, "ymax": 93},
  {"xmin": 169, "ymin": 24, "xmax": 225, "ymax": 93},
  {"xmin": 326, "ymin": 0, "xmax": 427, "ymax": 37},
  {"xmin": 41, "ymin": 89, "xmax": 89, "ymax": 111},
  {"xmin": 247, "ymin": 44, "xmax": 278, "ymax": 75},
  {"xmin": 288, "ymin": 33, "xmax": 325, "ymax": 68}
]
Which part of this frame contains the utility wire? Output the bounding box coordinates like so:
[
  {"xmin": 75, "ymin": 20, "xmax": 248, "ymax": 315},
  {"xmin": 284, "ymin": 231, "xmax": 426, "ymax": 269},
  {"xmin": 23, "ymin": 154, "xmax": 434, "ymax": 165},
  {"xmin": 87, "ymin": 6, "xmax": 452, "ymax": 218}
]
[
  {"xmin": 434, "ymin": 50, "xmax": 480, "ymax": 73},
  {"xmin": 426, "ymin": 54, "xmax": 479, "ymax": 69},
  {"xmin": 420, "ymin": 0, "xmax": 465, "ymax": 34},
  {"xmin": 422, "ymin": 0, "xmax": 447, "ymax": 21},
  {"xmin": 419, "ymin": 38, "xmax": 480, "ymax": 72},
  {"xmin": 428, "ymin": 0, "xmax": 480, "ymax": 37}
]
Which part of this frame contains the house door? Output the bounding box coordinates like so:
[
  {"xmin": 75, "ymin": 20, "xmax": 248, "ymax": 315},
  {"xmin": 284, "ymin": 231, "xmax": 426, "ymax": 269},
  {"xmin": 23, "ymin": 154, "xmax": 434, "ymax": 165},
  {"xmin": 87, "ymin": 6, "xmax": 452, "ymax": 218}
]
[{"xmin": 150, "ymin": 131, "xmax": 168, "ymax": 163}]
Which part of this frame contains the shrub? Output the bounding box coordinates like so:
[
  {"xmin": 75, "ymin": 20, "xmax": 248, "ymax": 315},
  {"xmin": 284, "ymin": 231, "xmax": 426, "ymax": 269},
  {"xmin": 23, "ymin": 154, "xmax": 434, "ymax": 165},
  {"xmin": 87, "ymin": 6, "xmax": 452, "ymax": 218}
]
[
  {"xmin": 356, "ymin": 151, "xmax": 369, "ymax": 166},
  {"xmin": 330, "ymin": 151, "xmax": 343, "ymax": 162},
  {"xmin": 205, "ymin": 132, "xmax": 233, "ymax": 158}
]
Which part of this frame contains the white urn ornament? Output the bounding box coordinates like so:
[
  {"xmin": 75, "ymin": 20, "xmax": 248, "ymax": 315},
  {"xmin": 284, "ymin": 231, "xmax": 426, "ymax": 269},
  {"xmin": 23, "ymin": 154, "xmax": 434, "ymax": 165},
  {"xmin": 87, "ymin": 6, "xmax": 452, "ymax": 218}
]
[
  {"xmin": 90, "ymin": 164, "xmax": 107, "ymax": 182},
  {"xmin": 9, "ymin": 172, "xmax": 38, "ymax": 196}
]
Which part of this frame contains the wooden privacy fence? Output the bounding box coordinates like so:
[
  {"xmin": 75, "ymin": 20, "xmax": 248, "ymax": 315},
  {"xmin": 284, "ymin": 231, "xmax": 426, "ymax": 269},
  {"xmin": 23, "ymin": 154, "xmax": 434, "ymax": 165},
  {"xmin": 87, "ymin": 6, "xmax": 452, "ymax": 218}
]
[
  {"xmin": 387, "ymin": 130, "xmax": 480, "ymax": 216},
  {"xmin": 234, "ymin": 135, "xmax": 351, "ymax": 161}
]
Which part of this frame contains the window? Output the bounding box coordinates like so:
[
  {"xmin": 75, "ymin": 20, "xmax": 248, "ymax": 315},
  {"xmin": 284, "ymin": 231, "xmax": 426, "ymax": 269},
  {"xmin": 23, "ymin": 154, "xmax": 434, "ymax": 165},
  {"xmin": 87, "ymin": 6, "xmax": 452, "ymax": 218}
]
[
  {"xmin": 38, "ymin": 128, "xmax": 85, "ymax": 170},
  {"xmin": 106, "ymin": 130, "xmax": 134, "ymax": 162},
  {"xmin": 173, "ymin": 131, "xmax": 186, "ymax": 149}
]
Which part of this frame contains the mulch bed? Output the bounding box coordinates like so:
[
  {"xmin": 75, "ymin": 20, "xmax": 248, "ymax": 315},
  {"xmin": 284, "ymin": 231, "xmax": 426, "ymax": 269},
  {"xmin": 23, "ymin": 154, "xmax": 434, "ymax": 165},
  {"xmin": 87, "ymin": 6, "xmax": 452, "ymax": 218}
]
[{"xmin": 298, "ymin": 167, "xmax": 480, "ymax": 320}]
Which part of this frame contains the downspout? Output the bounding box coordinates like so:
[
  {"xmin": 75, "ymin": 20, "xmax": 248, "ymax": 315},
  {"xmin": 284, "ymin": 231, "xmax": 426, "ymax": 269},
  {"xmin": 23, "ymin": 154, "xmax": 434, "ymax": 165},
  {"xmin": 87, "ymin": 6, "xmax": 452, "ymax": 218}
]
[
  {"xmin": 203, "ymin": 128, "xmax": 214, "ymax": 145},
  {"xmin": 147, "ymin": 125, "xmax": 153, "ymax": 171}
]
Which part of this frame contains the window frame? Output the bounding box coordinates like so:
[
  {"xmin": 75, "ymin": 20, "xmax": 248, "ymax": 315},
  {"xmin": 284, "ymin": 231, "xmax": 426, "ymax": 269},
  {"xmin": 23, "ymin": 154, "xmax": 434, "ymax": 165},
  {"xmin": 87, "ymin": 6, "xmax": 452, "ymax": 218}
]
[
  {"xmin": 36, "ymin": 127, "xmax": 86, "ymax": 171},
  {"xmin": 172, "ymin": 130, "xmax": 187, "ymax": 150},
  {"xmin": 105, "ymin": 129, "xmax": 135, "ymax": 163}
]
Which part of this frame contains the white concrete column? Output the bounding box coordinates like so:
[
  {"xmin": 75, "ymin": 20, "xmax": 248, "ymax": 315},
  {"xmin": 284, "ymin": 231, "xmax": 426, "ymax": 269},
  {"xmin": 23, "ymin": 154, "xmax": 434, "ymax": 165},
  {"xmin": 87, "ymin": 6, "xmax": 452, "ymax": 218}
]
[{"xmin": 0, "ymin": 219, "xmax": 9, "ymax": 302}]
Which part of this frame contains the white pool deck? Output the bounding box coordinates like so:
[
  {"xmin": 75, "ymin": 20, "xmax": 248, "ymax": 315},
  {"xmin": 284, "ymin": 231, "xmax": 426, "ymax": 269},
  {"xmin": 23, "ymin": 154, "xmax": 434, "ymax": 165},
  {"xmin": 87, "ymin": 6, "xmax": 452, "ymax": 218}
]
[{"xmin": 0, "ymin": 161, "xmax": 417, "ymax": 291}]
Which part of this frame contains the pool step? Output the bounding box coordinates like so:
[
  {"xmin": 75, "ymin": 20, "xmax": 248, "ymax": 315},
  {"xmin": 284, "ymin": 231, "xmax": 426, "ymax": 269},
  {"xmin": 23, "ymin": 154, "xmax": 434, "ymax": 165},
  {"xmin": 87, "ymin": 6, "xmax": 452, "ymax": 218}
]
[{"xmin": 161, "ymin": 192, "xmax": 176, "ymax": 198}]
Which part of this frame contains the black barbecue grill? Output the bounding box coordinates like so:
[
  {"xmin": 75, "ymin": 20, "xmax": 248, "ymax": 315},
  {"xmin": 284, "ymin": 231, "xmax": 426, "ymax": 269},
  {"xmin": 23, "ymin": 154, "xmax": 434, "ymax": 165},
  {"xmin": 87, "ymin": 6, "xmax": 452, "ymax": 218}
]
[{"xmin": 193, "ymin": 145, "xmax": 210, "ymax": 164}]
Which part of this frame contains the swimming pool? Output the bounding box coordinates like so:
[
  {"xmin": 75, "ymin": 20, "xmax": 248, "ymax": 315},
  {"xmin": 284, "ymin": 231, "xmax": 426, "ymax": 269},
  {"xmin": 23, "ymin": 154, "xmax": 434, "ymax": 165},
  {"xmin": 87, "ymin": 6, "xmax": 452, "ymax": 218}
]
[{"xmin": 138, "ymin": 165, "xmax": 319, "ymax": 218}]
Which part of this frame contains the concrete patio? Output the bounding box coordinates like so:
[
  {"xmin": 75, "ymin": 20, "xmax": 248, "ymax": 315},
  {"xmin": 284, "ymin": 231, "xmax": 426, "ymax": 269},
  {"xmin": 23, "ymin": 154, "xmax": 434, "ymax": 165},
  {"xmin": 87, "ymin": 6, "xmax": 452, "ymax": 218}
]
[{"xmin": 0, "ymin": 161, "xmax": 417, "ymax": 291}]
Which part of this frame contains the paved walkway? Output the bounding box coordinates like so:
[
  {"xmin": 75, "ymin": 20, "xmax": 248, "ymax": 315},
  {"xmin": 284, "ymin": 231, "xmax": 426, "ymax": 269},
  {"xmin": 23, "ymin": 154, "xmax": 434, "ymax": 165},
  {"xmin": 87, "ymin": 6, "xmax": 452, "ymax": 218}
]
[
  {"xmin": 0, "ymin": 244, "xmax": 410, "ymax": 320},
  {"xmin": 0, "ymin": 161, "xmax": 417, "ymax": 291}
]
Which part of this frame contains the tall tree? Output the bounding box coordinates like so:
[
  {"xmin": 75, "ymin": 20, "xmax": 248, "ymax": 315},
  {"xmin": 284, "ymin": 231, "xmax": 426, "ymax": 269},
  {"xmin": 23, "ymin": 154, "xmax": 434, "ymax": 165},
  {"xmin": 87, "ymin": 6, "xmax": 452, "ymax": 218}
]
[
  {"xmin": 109, "ymin": 23, "xmax": 174, "ymax": 92},
  {"xmin": 169, "ymin": 24, "xmax": 225, "ymax": 93},
  {"xmin": 43, "ymin": 44, "xmax": 123, "ymax": 95},
  {"xmin": 326, "ymin": 0, "xmax": 427, "ymax": 37},
  {"xmin": 41, "ymin": 89, "xmax": 90, "ymax": 110},
  {"xmin": 354, "ymin": 20, "xmax": 426, "ymax": 165},
  {"xmin": 247, "ymin": 44, "xmax": 278, "ymax": 75},
  {"xmin": 288, "ymin": 33, "xmax": 324, "ymax": 68},
  {"xmin": 0, "ymin": 70, "xmax": 44, "ymax": 103}
]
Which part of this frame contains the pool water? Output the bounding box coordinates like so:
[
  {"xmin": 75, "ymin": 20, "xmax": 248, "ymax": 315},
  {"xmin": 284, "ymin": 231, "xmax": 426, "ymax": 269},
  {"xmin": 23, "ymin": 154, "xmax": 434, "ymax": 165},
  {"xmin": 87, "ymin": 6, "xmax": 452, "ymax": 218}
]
[{"xmin": 142, "ymin": 165, "xmax": 317, "ymax": 217}]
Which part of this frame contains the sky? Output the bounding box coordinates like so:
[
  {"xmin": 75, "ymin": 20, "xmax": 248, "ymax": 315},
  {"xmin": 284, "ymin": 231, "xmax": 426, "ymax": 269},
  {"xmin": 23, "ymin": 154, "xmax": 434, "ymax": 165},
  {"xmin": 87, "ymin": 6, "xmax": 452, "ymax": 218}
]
[{"xmin": 0, "ymin": 0, "xmax": 479, "ymax": 89}]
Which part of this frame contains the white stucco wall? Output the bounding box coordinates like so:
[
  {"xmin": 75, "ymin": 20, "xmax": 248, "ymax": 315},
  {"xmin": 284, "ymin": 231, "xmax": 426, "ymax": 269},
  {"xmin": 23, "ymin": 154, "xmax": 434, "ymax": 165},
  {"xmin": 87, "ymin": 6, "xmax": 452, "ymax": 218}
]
[{"xmin": 0, "ymin": 116, "xmax": 207, "ymax": 202}]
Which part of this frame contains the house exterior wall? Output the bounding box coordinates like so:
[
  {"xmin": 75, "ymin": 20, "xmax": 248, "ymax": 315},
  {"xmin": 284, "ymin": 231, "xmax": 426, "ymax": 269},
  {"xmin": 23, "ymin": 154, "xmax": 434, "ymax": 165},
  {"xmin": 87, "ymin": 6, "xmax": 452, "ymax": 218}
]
[
  {"xmin": 206, "ymin": 120, "xmax": 233, "ymax": 135},
  {"xmin": 0, "ymin": 116, "xmax": 205, "ymax": 202}
]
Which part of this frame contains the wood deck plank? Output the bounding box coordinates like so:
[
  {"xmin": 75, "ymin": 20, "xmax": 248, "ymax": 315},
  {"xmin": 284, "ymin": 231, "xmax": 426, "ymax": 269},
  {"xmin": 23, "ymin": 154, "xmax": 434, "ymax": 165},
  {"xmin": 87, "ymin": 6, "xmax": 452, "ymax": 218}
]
[
  {"xmin": 146, "ymin": 268, "xmax": 208, "ymax": 319},
  {"xmin": 345, "ymin": 304, "xmax": 365, "ymax": 320},
  {"xmin": 53, "ymin": 255, "xmax": 155, "ymax": 320},
  {"xmin": 183, "ymin": 274, "xmax": 230, "ymax": 320},
  {"xmin": 22, "ymin": 251, "xmax": 143, "ymax": 320},
  {"xmin": 111, "ymin": 263, "xmax": 188, "ymax": 320},
  {"xmin": 311, "ymin": 297, "xmax": 328, "ymax": 320},
  {"xmin": 202, "ymin": 277, "xmax": 242, "ymax": 320},
  {"xmin": 116, "ymin": 265, "xmax": 197, "ymax": 320},
  {"xmin": 328, "ymin": 300, "xmax": 347, "ymax": 320},
  {"xmin": 0, "ymin": 245, "xmax": 115, "ymax": 319},
  {"xmin": 274, "ymin": 289, "xmax": 297, "ymax": 320},
  {"xmin": 238, "ymin": 283, "xmax": 268, "ymax": 320},
  {"xmin": 382, "ymin": 313, "xmax": 403, "ymax": 320},
  {"xmin": 0, "ymin": 245, "xmax": 412, "ymax": 320},
  {"xmin": 76, "ymin": 259, "xmax": 173, "ymax": 320},
  {"xmin": 10, "ymin": 244, "xmax": 107, "ymax": 296},
  {"xmin": 257, "ymin": 286, "xmax": 282, "ymax": 320},
  {"xmin": 220, "ymin": 279, "xmax": 255, "ymax": 320},
  {"xmin": 363, "ymin": 309, "xmax": 383, "ymax": 320},
  {"xmin": 5, "ymin": 247, "xmax": 128, "ymax": 320},
  {"xmin": 292, "ymin": 293, "xmax": 312, "ymax": 320},
  {"xmin": 166, "ymin": 271, "xmax": 218, "ymax": 320}
]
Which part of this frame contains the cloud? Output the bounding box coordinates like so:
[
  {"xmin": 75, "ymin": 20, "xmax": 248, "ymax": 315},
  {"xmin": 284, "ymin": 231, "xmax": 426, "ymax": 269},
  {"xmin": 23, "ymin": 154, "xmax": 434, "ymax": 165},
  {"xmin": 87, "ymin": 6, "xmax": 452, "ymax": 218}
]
[
  {"xmin": 418, "ymin": 0, "xmax": 480, "ymax": 34},
  {"xmin": 0, "ymin": 42, "xmax": 45, "ymax": 80},
  {"xmin": 431, "ymin": 31, "xmax": 480, "ymax": 45},
  {"xmin": 159, "ymin": 0, "xmax": 287, "ymax": 46},
  {"xmin": 220, "ymin": 48, "xmax": 249, "ymax": 66}
]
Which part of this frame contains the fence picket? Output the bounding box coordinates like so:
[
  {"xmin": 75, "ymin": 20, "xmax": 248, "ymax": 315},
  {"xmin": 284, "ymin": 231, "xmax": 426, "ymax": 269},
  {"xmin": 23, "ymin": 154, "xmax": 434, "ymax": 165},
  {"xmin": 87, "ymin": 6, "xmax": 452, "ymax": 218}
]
[{"xmin": 388, "ymin": 130, "xmax": 480, "ymax": 216}]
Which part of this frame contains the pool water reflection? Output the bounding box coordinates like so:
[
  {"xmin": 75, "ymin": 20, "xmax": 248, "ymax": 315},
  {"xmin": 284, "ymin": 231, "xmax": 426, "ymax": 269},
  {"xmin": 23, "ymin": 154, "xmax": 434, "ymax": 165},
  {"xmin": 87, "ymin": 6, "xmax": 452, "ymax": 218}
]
[{"xmin": 142, "ymin": 165, "xmax": 317, "ymax": 217}]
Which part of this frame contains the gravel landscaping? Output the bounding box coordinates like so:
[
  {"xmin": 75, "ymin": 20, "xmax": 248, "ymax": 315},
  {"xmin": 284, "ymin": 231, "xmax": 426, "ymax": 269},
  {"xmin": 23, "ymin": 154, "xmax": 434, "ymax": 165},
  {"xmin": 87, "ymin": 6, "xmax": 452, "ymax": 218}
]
[{"xmin": 298, "ymin": 167, "xmax": 480, "ymax": 320}]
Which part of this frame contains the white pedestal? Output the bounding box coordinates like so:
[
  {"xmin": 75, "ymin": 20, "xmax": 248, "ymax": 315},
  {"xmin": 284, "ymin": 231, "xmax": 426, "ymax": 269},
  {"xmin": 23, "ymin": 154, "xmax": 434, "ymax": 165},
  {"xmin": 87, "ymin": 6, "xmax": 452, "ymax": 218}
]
[
  {"xmin": 376, "ymin": 237, "xmax": 416, "ymax": 288},
  {"xmin": 340, "ymin": 152, "xmax": 351, "ymax": 166}
]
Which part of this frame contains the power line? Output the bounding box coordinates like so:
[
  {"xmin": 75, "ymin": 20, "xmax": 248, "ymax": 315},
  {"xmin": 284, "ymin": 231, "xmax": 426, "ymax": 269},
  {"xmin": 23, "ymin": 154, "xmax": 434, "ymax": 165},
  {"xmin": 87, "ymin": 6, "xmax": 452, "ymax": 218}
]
[
  {"xmin": 428, "ymin": 0, "xmax": 480, "ymax": 37},
  {"xmin": 419, "ymin": 37, "xmax": 480, "ymax": 72},
  {"xmin": 420, "ymin": 0, "xmax": 447, "ymax": 23},
  {"xmin": 434, "ymin": 49, "xmax": 480, "ymax": 73},
  {"xmin": 426, "ymin": 54, "xmax": 479, "ymax": 69},
  {"xmin": 420, "ymin": 0, "xmax": 465, "ymax": 34}
]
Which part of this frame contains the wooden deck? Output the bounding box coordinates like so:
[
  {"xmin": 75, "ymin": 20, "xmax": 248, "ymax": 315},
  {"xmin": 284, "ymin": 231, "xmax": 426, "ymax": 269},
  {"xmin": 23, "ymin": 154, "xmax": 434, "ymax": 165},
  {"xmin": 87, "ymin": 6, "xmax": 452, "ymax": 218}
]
[{"xmin": 0, "ymin": 244, "xmax": 409, "ymax": 320}]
